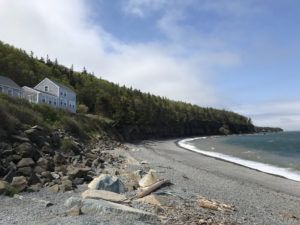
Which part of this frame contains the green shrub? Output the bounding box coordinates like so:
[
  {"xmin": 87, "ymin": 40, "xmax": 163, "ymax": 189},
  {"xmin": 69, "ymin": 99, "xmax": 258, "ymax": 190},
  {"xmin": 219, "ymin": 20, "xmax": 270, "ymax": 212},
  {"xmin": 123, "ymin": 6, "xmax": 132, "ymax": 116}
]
[
  {"xmin": 77, "ymin": 104, "xmax": 89, "ymax": 114},
  {"xmin": 60, "ymin": 138, "xmax": 76, "ymax": 152}
]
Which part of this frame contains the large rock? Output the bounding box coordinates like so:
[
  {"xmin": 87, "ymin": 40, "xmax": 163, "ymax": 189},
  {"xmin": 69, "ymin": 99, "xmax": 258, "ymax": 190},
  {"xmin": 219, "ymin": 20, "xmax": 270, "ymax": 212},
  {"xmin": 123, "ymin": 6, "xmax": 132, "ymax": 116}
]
[
  {"xmin": 36, "ymin": 158, "xmax": 50, "ymax": 170},
  {"xmin": 0, "ymin": 180, "xmax": 9, "ymax": 195},
  {"xmin": 67, "ymin": 167, "xmax": 91, "ymax": 181},
  {"xmin": 15, "ymin": 143, "xmax": 34, "ymax": 158},
  {"xmin": 11, "ymin": 176, "xmax": 28, "ymax": 192},
  {"xmin": 17, "ymin": 158, "xmax": 35, "ymax": 168},
  {"xmin": 138, "ymin": 169, "xmax": 158, "ymax": 188},
  {"xmin": 65, "ymin": 197, "xmax": 157, "ymax": 221},
  {"xmin": 17, "ymin": 166, "xmax": 32, "ymax": 176},
  {"xmin": 81, "ymin": 189, "xmax": 127, "ymax": 203},
  {"xmin": 59, "ymin": 179, "xmax": 73, "ymax": 192},
  {"xmin": 88, "ymin": 174, "xmax": 125, "ymax": 193},
  {"xmin": 24, "ymin": 128, "xmax": 46, "ymax": 147}
]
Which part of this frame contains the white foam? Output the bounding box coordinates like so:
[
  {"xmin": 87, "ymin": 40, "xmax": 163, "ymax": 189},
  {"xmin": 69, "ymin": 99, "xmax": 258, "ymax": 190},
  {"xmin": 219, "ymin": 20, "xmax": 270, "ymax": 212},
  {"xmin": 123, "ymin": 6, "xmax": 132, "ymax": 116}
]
[{"xmin": 178, "ymin": 137, "xmax": 300, "ymax": 182}]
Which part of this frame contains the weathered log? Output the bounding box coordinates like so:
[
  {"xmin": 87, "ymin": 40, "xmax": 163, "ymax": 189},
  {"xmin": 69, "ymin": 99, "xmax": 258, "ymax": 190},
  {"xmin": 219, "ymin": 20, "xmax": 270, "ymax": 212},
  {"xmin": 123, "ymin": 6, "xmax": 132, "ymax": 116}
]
[{"xmin": 137, "ymin": 179, "xmax": 169, "ymax": 198}]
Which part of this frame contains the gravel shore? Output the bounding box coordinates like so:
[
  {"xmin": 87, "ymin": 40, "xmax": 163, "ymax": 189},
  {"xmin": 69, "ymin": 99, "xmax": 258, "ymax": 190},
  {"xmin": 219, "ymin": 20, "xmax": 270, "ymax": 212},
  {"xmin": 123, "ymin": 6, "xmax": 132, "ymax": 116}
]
[
  {"xmin": 127, "ymin": 139, "xmax": 300, "ymax": 225},
  {"xmin": 1, "ymin": 139, "xmax": 299, "ymax": 225}
]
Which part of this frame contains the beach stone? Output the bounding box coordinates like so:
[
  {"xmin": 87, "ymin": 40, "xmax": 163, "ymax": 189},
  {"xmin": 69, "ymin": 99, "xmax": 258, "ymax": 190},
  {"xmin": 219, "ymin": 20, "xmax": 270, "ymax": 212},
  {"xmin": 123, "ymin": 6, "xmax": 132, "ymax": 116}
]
[
  {"xmin": 138, "ymin": 169, "xmax": 158, "ymax": 188},
  {"xmin": 53, "ymin": 153, "xmax": 66, "ymax": 165},
  {"xmin": 11, "ymin": 176, "xmax": 28, "ymax": 192},
  {"xmin": 0, "ymin": 180, "xmax": 9, "ymax": 195},
  {"xmin": 17, "ymin": 166, "xmax": 32, "ymax": 176},
  {"xmin": 11, "ymin": 135, "xmax": 30, "ymax": 143},
  {"xmin": 73, "ymin": 178, "xmax": 85, "ymax": 185},
  {"xmin": 15, "ymin": 143, "xmax": 33, "ymax": 157},
  {"xmin": 67, "ymin": 205, "xmax": 82, "ymax": 216},
  {"xmin": 49, "ymin": 184, "xmax": 60, "ymax": 193},
  {"xmin": 88, "ymin": 174, "xmax": 125, "ymax": 193},
  {"xmin": 59, "ymin": 179, "xmax": 73, "ymax": 192},
  {"xmin": 65, "ymin": 197, "xmax": 157, "ymax": 220},
  {"xmin": 135, "ymin": 194, "xmax": 170, "ymax": 206},
  {"xmin": 17, "ymin": 158, "xmax": 35, "ymax": 168},
  {"xmin": 37, "ymin": 158, "xmax": 50, "ymax": 170},
  {"xmin": 81, "ymin": 189, "xmax": 127, "ymax": 203},
  {"xmin": 3, "ymin": 168, "xmax": 16, "ymax": 183},
  {"xmin": 24, "ymin": 128, "xmax": 46, "ymax": 147},
  {"xmin": 28, "ymin": 173, "xmax": 41, "ymax": 185},
  {"xmin": 67, "ymin": 167, "xmax": 91, "ymax": 181}
]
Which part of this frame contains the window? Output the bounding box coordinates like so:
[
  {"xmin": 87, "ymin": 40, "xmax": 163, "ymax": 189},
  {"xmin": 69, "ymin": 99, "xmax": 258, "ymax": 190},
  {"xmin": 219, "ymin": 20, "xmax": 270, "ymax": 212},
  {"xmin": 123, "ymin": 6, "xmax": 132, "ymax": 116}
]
[
  {"xmin": 61, "ymin": 92, "xmax": 63, "ymax": 96},
  {"xmin": 54, "ymin": 101, "xmax": 56, "ymax": 106},
  {"xmin": 45, "ymin": 86, "xmax": 49, "ymax": 92},
  {"xmin": 64, "ymin": 92, "xmax": 67, "ymax": 97},
  {"xmin": 49, "ymin": 100, "xmax": 52, "ymax": 104},
  {"xmin": 42, "ymin": 98, "xmax": 45, "ymax": 103}
]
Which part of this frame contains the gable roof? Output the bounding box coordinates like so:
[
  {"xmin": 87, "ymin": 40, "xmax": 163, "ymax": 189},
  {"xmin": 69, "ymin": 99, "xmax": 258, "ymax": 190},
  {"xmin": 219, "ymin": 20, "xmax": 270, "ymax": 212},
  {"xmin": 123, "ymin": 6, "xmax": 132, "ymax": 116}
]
[
  {"xmin": 51, "ymin": 80, "xmax": 75, "ymax": 93},
  {"xmin": 35, "ymin": 78, "xmax": 75, "ymax": 94},
  {"xmin": 0, "ymin": 76, "xmax": 21, "ymax": 89}
]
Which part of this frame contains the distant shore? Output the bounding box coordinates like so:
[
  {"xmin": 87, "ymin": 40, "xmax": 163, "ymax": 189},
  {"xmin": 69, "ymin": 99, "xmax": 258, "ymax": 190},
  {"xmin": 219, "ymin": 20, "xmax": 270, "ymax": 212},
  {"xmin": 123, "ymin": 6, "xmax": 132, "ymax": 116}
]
[{"xmin": 128, "ymin": 139, "xmax": 300, "ymax": 224}]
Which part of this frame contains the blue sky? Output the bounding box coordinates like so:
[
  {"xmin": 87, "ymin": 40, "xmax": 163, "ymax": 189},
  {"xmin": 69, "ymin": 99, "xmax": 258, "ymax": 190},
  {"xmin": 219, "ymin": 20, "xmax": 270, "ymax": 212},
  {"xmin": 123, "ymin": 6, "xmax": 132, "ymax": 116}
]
[{"xmin": 0, "ymin": 0, "xmax": 300, "ymax": 130}]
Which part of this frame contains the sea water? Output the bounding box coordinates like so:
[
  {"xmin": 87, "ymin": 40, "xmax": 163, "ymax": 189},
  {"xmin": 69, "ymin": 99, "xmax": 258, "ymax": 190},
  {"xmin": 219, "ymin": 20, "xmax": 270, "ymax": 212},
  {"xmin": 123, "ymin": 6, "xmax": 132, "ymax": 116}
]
[{"xmin": 178, "ymin": 132, "xmax": 300, "ymax": 182}]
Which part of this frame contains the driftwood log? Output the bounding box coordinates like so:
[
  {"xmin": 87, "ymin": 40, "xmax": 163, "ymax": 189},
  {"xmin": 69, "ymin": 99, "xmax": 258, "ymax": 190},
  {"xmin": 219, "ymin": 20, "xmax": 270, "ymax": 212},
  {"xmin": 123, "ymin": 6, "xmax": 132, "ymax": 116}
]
[{"xmin": 137, "ymin": 179, "xmax": 170, "ymax": 198}]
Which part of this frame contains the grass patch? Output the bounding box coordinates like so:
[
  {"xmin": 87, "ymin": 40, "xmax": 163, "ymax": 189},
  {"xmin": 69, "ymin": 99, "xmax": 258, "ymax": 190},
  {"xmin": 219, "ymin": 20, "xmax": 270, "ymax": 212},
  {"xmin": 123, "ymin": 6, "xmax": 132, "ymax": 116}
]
[{"xmin": 0, "ymin": 94, "xmax": 114, "ymax": 140}]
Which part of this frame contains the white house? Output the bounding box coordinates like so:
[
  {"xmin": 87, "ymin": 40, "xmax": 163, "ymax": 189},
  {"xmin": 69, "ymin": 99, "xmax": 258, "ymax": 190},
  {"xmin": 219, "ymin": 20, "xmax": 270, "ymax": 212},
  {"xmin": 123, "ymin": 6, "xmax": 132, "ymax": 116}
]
[
  {"xmin": 23, "ymin": 78, "xmax": 76, "ymax": 113},
  {"xmin": 0, "ymin": 76, "xmax": 23, "ymax": 97}
]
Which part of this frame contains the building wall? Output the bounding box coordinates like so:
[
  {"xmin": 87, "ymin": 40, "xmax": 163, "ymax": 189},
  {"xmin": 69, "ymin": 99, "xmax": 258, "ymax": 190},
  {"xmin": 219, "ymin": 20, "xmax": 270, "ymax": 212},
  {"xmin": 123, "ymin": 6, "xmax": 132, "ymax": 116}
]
[
  {"xmin": 35, "ymin": 79, "xmax": 59, "ymax": 96},
  {"xmin": 22, "ymin": 87, "xmax": 38, "ymax": 103},
  {"xmin": 0, "ymin": 84, "xmax": 22, "ymax": 97},
  {"xmin": 59, "ymin": 87, "xmax": 76, "ymax": 113},
  {"xmin": 38, "ymin": 92, "xmax": 59, "ymax": 108}
]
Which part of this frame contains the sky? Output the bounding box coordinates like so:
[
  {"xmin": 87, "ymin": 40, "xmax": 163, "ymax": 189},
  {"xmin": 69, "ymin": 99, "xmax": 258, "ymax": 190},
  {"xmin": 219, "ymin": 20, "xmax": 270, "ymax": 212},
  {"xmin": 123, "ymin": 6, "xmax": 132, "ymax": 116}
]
[{"xmin": 0, "ymin": 0, "xmax": 300, "ymax": 130}]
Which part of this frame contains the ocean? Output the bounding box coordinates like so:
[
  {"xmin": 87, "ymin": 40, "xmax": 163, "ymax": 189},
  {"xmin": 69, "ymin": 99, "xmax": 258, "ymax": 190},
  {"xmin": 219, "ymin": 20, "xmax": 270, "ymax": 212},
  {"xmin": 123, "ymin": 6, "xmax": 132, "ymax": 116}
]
[{"xmin": 178, "ymin": 132, "xmax": 300, "ymax": 182}]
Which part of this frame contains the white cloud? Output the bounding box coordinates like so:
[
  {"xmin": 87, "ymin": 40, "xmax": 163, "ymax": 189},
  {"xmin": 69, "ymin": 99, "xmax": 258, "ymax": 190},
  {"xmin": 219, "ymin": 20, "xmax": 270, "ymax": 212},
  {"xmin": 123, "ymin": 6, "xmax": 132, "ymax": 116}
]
[
  {"xmin": 0, "ymin": 0, "xmax": 240, "ymax": 107},
  {"xmin": 232, "ymin": 101, "xmax": 300, "ymax": 130},
  {"xmin": 2, "ymin": 0, "xmax": 296, "ymax": 131}
]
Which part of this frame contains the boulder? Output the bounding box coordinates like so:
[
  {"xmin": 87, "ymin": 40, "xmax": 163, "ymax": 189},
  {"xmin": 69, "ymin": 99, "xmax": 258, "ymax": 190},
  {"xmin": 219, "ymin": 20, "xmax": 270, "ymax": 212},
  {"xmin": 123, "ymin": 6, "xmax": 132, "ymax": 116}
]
[
  {"xmin": 73, "ymin": 178, "xmax": 85, "ymax": 185},
  {"xmin": 37, "ymin": 158, "xmax": 50, "ymax": 169},
  {"xmin": 17, "ymin": 166, "xmax": 32, "ymax": 176},
  {"xmin": 11, "ymin": 176, "xmax": 28, "ymax": 192},
  {"xmin": 17, "ymin": 158, "xmax": 35, "ymax": 168},
  {"xmin": 53, "ymin": 153, "xmax": 66, "ymax": 165},
  {"xmin": 3, "ymin": 168, "xmax": 16, "ymax": 183},
  {"xmin": 135, "ymin": 194, "xmax": 170, "ymax": 206},
  {"xmin": 24, "ymin": 128, "xmax": 46, "ymax": 147},
  {"xmin": 59, "ymin": 179, "xmax": 73, "ymax": 192},
  {"xmin": 81, "ymin": 189, "xmax": 127, "ymax": 203},
  {"xmin": 28, "ymin": 173, "xmax": 41, "ymax": 185},
  {"xmin": 15, "ymin": 143, "xmax": 34, "ymax": 158},
  {"xmin": 138, "ymin": 169, "xmax": 158, "ymax": 188},
  {"xmin": 0, "ymin": 180, "xmax": 9, "ymax": 195},
  {"xmin": 11, "ymin": 135, "xmax": 30, "ymax": 143},
  {"xmin": 88, "ymin": 174, "xmax": 125, "ymax": 193},
  {"xmin": 65, "ymin": 197, "xmax": 157, "ymax": 221},
  {"xmin": 67, "ymin": 205, "xmax": 82, "ymax": 216},
  {"xmin": 67, "ymin": 167, "xmax": 91, "ymax": 181},
  {"xmin": 48, "ymin": 184, "xmax": 60, "ymax": 193}
]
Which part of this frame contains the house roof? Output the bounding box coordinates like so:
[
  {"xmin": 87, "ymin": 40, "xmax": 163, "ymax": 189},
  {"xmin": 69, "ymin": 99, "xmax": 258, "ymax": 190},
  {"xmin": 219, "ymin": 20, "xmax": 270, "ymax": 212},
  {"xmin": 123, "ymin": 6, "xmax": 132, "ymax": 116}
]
[
  {"xmin": 0, "ymin": 76, "xmax": 21, "ymax": 89},
  {"xmin": 23, "ymin": 86, "xmax": 58, "ymax": 97},
  {"xmin": 50, "ymin": 79, "xmax": 75, "ymax": 94}
]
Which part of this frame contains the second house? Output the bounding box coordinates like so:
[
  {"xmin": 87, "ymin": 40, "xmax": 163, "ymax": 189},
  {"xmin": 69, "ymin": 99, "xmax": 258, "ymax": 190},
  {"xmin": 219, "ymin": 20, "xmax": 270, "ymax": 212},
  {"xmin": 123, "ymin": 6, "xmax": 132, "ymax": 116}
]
[{"xmin": 23, "ymin": 78, "xmax": 76, "ymax": 113}]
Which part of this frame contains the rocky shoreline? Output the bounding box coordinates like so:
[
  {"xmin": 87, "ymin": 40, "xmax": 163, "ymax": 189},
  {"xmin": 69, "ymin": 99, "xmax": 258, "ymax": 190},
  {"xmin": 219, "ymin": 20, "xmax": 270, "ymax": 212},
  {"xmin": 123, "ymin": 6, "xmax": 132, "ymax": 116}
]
[
  {"xmin": 1, "ymin": 131, "xmax": 299, "ymax": 225},
  {"xmin": 0, "ymin": 126, "xmax": 238, "ymax": 225}
]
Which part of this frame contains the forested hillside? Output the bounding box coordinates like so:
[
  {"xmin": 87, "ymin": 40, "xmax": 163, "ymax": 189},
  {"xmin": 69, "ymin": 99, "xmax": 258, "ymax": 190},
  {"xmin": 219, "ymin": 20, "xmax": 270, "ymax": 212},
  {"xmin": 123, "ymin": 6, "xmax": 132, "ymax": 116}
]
[{"xmin": 0, "ymin": 41, "xmax": 255, "ymax": 140}]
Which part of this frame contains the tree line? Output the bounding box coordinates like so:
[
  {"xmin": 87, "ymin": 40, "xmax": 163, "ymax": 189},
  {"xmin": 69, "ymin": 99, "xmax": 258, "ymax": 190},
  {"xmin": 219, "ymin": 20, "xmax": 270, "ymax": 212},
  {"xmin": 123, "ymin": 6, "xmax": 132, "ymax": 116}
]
[{"xmin": 0, "ymin": 41, "xmax": 255, "ymax": 140}]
